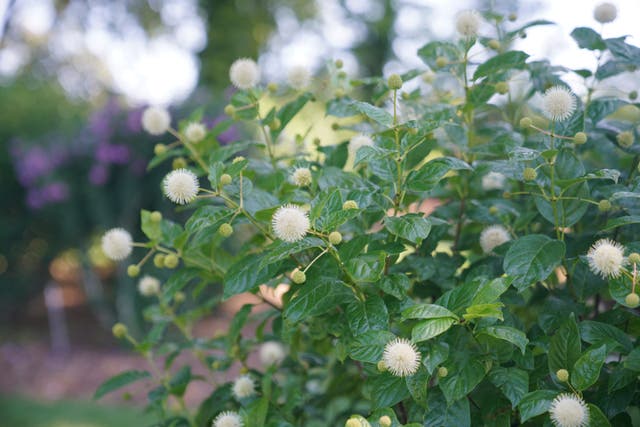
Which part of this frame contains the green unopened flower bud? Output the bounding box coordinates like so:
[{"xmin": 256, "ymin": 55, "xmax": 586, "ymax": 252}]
[
  {"xmin": 519, "ymin": 117, "xmax": 532, "ymax": 128},
  {"xmin": 335, "ymin": 59, "xmax": 344, "ymax": 69},
  {"xmin": 438, "ymin": 366, "xmax": 448, "ymax": 378},
  {"xmin": 337, "ymin": 71, "xmax": 347, "ymax": 79},
  {"xmin": 379, "ymin": 416, "xmax": 392, "ymax": 427},
  {"xmin": 163, "ymin": 254, "xmax": 179, "ymax": 269},
  {"xmin": 127, "ymin": 264, "xmax": 140, "ymax": 278},
  {"xmin": 334, "ymin": 88, "xmax": 345, "ymax": 98},
  {"xmin": 291, "ymin": 268, "xmax": 306, "ymax": 284},
  {"xmin": 401, "ymin": 91, "xmax": 410, "ymax": 100},
  {"xmin": 220, "ymin": 173, "xmax": 232, "ymax": 186},
  {"xmin": 329, "ymin": 231, "xmax": 342, "ymax": 245},
  {"xmin": 112, "ymin": 323, "xmax": 128, "ymax": 339},
  {"xmin": 343, "ymin": 200, "xmax": 358, "ymax": 210},
  {"xmin": 211, "ymin": 361, "xmax": 221, "ymax": 370},
  {"xmin": 154, "ymin": 144, "xmax": 167, "ymax": 156},
  {"xmin": 331, "ymin": 122, "xmax": 340, "ymax": 130},
  {"xmin": 232, "ymin": 156, "xmax": 245, "ymax": 164},
  {"xmin": 153, "ymin": 254, "xmax": 165, "ymax": 268},
  {"xmin": 488, "ymin": 206, "xmax": 499, "ymax": 215},
  {"xmin": 574, "ymin": 132, "xmax": 588, "ymax": 145},
  {"xmin": 313, "ymin": 137, "xmax": 321, "ymax": 146},
  {"xmin": 269, "ymin": 118, "xmax": 281, "ymax": 131},
  {"xmin": 172, "ymin": 157, "xmax": 187, "ymax": 170},
  {"xmin": 345, "ymin": 419, "xmax": 360, "ymax": 427},
  {"xmin": 219, "ymin": 223, "xmax": 233, "ymax": 237},
  {"xmin": 377, "ymin": 360, "xmax": 387, "ymax": 372},
  {"xmin": 523, "ymin": 167, "xmax": 537, "ymax": 181},
  {"xmin": 503, "ymin": 191, "xmax": 512, "ymax": 199},
  {"xmin": 495, "ymin": 82, "xmax": 509, "ymax": 94},
  {"xmin": 174, "ymin": 291, "xmax": 186, "ymax": 303},
  {"xmin": 556, "ymin": 369, "xmax": 569, "ymax": 382},
  {"xmin": 267, "ymin": 82, "xmax": 278, "ymax": 93},
  {"xmin": 598, "ymin": 199, "xmax": 612, "ymax": 212},
  {"xmin": 122, "ymin": 392, "xmax": 132, "ymax": 401},
  {"xmin": 629, "ymin": 90, "xmax": 638, "ymax": 100},
  {"xmin": 387, "ymin": 74, "xmax": 403, "ymax": 90},
  {"xmin": 488, "ymin": 39, "xmax": 501, "ymax": 50},
  {"xmin": 617, "ymin": 131, "xmax": 634, "ymax": 148},
  {"xmin": 628, "ymin": 253, "xmax": 640, "ymax": 264},
  {"xmin": 150, "ymin": 211, "xmax": 162, "ymax": 223},
  {"xmin": 626, "ymin": 293, "xmax": 640, "ymax": 308},
  {"xmin": 224, "ymin": 104, "xmax": 235, "ymax": 116},
  {"xmin": 422, "ymin": 71, "xmax": 435, "ymax": 83},
  {"xmin": 239, "ymin": 366, "xmax": 249, "ymax": 374},
  {"xmin": 435, "ymin": 56, "xmax": 448, "ymax": 68},
  {"xmin": 508, "ymin": 12, "xmax": 517, "ymax": 21}
]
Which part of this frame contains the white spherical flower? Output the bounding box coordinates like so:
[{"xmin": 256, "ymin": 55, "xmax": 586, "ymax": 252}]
[
  {"xmin": 229, "ymin": 58, "xmax": 260, "ymax": 90},
  {"xmin": 382, "ymin": 337, "xmax": 421, "ymax": 377},
  {"xmin": 142, "ymin": 106, "xmax": 171, "ymax": 135},
  {"xmin": 287, "ymin": 65, "xmax": 311, "ymax": 90},
  {"xmin": 272, "ymin": 204, "xmax": 310, "ymax": 243},
  {"xmin": 594, "ymin": 2, "xmax": 617, "ymax": 24},
  {"xmin": 549, "ymin": 394, "xmax": 589, "ymax": 427},
  {"xmin": 138, "ymin": 275, "xmax": 160, "ymax": 297},
  {"xmin": 482, "ymin": 171, "xmax": 506, "ymax": 190},
  {"xmin": 184, "ymin": 122, "xmax": 207, "ymax": 143},
  {"xmin": 101, "ymin": 228, "xmax": 133, "ymax": 261},
  {"xmin": 587, "ymin": 238, "xmax": 626, "ymax": 278},
  {"xmin": 349, "ymin": 134, "xmax": 374, "ymax": 157},
  {"xmin": 480, "ymin": 225, "xmax": 511, "ymax": 253},
  {"xmin": 163, "ymin": 169, "xmax": 199, "ymax": 205},
  {"xmin": 291, "ymin": 167, "xmax": 312, "ymax": 187},
  {"xmin": 259, "ymin": 341, "xmax": 286, "ymax": 367},
  {"xmin": 542, "ymin": 86, "xmax": 576, "ymax": 122},
  {"xmin": 213, "ymin": 411, "xmax": 243, "ymax": 427},
  {"xmin": 456, "ymin": 10, "xmax": 482, "ymax": 38},
  {"xmin": 232, "ymin": 375, "xmax": 255, "ymax": 399}
]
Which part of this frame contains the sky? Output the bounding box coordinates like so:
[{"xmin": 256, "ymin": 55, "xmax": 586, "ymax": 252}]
[{"xmin": 1, "ymin": 0, "xmax": 639, "ymax": 105}]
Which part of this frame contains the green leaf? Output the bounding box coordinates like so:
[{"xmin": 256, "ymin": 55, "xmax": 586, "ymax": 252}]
[
  {"xmin": 517, "ymin": 390, "xmax": 556, "ymax": 423},
  {"xmin": 417, "ymin": 41, "xmax": 460, "ymax": 70},
  {"xmin": 141, "ymin": 210, "xmax": 162, "ymax": 242},
  {"xmin": 258, "ymin": 237, "xmax": 324, "ymax": 269},
  {"xmin": 478, "ymin": 326, "xmax": 528, "ymax": 354},
  {"xmin": 587, "ymin": 98, "xmax": 627, "ymax": 123},
  {"xmin": 489, "ymin": 367, "xmax": 528, "ymax": 407},
  {"xmin": 473, "ymin": 51, "xmax": 529, "ymax": 80},
  {"xmin": 168, "ymin": 366, "xmax": 191, "ymax": 397},
  {"xmin": 579, "ymin": 320, "xmax": 632, "ymax": 353},
  {"xmin": 548, "ymin": 314, "xmax": 581, "ymax": 376},
  {"xmin": 412, "ymin": 317, "xmax": 456, "ymax": 342},
  {"xmin": 227, "ymin": 304, "xmax": 252, "ymax": 347},
  {"xmin": 349, "ymin": 100, "xmax": 393, "ymax": 127},
  {"xmin": 402, "ymin": 303, "xmax": 459, "ymax": 321},
  {"xmin": 602, "ymin": 215, "xmax": 640, "ymax": 231},
  {"xmin": 94, "ymin": 370, "xmax": 150, "ymax": 400},
  {"xmin": 223, "ymin": 254, "xmax": 282, "ymax": 298},
  {"xmin": 349, "ymin": 330, "xmax": 396, "ymax": 363},
  {"xmin": 588, "ymin": 404, "xmax": 612, "ymax": 427},
  {"xmin": 503, "ymin": 234, "xmax": 566, "ymax": 291},
  {"xmin": 406, "ymin": 157, "xmax": 472, "ymax": 192},
  {"xmin": 406, "ymin": 367, "xmax": 430, "ymax": 408},
  {"xmin": 439, "ymin": 360, "xmax": 485, "ymax": 404},
  {"xmin": 378, "ymin": 274, "xmax": 411, "ymax": 300},
  {"xmin": 571, "ymin": 27, "xmax": 606, "ymax": 50},
  {"xmin": 284, "ymin": 278, "xmax": 354, "ymax": 323},
  {"xmin": 347, "ymin": 294, "xmax": 389, "ymax": 334},
  {"xmin": 462, "ymin": 303, "xmax": 504, "ymax": 321},
  {"xmin": 345, "ymin": 253, "xmax": 386, "ymax": 282},
  {"xmin": 472, "ymin": 277, "xmax": 511, "ymax": 305},
  {"xmin": 571, "ymin": 345, "xmax": 607, "ymax": 391},
  {"xmin": 624, "ymin": 348, "xmax": 640, "ymax": 372},
  {"xmin": 384, "ymin": 214, "xmax": 431, "ymax": 244},
  {"xmin": 423, "ymin": 342, "xmax": 449, "ymax": 375},
  {"xmin": 366, "ymin": 373, "xmax": 410, "ymax": 408},
  {"xmin": 276, "ymin": 92, "xmax": 312, "ymax": 130},
  {"xmin": 425, "ymin": 390, "xmax": 470, "ymax": 427}
]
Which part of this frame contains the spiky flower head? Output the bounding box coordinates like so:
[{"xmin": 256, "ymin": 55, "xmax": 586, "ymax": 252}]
[
  {"xmin": 184, "ymin": 122, "xmax": 207, "ymax": 143},
  {"xmin": 287, "ymin": 65, "xmax": 311, "ymax": 90},
  {"xmin": 138, "ymin": 275, "xmax": 161, "ymax": 297},
  {"xmin": 382, "ymin": 338, "xmax": 421, "ymax": 377},
  {"xmin": 213, "ymin": 411, "xmax": 243, "ymax": 427},
  {"xmin": 594, "ymin": 2, "xmax": 617, "ymax": 23},
  {"xmin": 291, "ymin": 167, "xmax": 312, "ymax": 187},
  {"xmin": 259, "ymin": 341, "xmax": 286, "ymax": 366},
  {"xmin": 549, "ymin": 394, "xmax": 589, "ymax": 427},
  {"xmin": 480, "ymin": 225, "xmax": 511, "ymax": 253},
  {"xmin": 101, "ymin": 228, "xmax": 133, "ymax": 261},
  {"xmin": 587, "ymin": 238, "xmax": 625, "ymax": 278},
  {"xmin": 232, "ymin": 375, "xmax": 256, "ymax": 399},
  {"xmin": 163, "ymin": 169, "xmax": 199, "ymax": 205},
  {"xmin": 542, "ymin": 86, "xmax": 576, "ymax": 122},
  {"xmin": 482, "ymin": 171, "xmax": 506, "ymax": 190},
  {"xmin": 272, "ymin": 204, "xmax": 310, "ymax": 243},
  {"xmin": 229, "ymin": 58, "xmax": 260, "ymax": 89},
  {"xmin": 349, "ymin": 134, "xmax": 374, "ymax": 157},
  {"xmin": 142, "ymin": 106, "xmax": 171, "ymax": 135},
  {"xmin": 455, "ymin": 10, "xmax": 482, "ymax": 38}
]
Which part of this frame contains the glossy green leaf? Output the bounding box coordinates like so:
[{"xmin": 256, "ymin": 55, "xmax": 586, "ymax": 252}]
[
  {"xmin": 384, "ymin": 214, "xmax": 431, "ymax": 244},
  {"xmin": 94, "ymin": 370, "xmax": 151, "ymax": 400},
  {"xmin": 517, "ymin": 390, "xmax": 556, "ymax": 423},
  {"xmin": 503, "ymin": 235, "xmax": 565, "ymax": 291},
  {"xmin": 548, "ymin": 314, "xmax": 581, "ymax": 376},
  {"xmin": 412, "ymin": 317, "xmax": 456, "ymax": 342},
  {"xmin": 478, "ymin": 326, "xmax": 528, "ymax": 354},
  {"xmin": 571, "ymin": 345, "xmax": 607, "ymax": 391}
]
